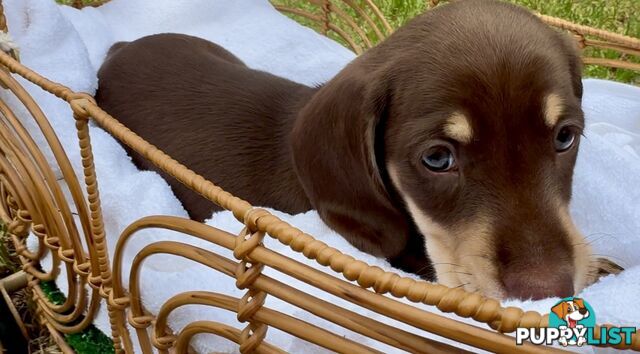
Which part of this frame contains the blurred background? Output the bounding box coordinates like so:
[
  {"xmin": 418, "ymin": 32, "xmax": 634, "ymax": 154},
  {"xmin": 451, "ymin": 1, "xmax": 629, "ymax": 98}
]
[
  {"xmin": 57, "ymin": 0, "xmax": 639, "ymax": 83},
  {"xmin": 1, "ymin": 0, "xmax": 637, "ymax": 352},
  {"xmin": 275, "ymin": 0, "xmax": 640, "ymax": 84}
]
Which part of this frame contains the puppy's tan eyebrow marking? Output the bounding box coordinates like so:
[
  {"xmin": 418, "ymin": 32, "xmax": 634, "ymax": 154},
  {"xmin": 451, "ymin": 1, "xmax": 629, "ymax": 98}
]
[
  {"xmin": 544, "ymin": 93, "xmax": 564, "ymax": 128},
  {"xmin": 443, "ymin": 112, "xmax": 473, "ymax": 143}
]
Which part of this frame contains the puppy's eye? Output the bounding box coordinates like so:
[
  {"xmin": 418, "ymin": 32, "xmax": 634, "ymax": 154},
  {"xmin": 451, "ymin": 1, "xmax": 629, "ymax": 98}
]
[
  {"xmin": 555, "ymin": 126, "xmax": 576, "ymax": 152},
  {"xmin": 422, "ymin": 145, "xmax": 456, "ymax": 172}
]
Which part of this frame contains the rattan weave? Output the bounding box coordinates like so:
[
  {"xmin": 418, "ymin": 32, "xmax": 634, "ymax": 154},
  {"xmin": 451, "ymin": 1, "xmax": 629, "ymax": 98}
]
[{"xmin": 0, "ymin": 0, "xmax": 638, "ymax": 353}]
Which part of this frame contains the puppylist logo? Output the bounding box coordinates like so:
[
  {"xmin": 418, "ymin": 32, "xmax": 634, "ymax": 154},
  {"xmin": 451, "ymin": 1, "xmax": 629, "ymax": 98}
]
[{"xmin": 516, "ymin": 297, "xmax": 637, "ymax": 347}]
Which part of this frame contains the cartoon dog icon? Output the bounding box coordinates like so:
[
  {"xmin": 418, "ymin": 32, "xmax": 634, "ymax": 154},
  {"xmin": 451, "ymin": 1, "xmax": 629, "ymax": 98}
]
[{"xmin": 551, "ymin": 298, "xmax": 590, "ymax": 346}]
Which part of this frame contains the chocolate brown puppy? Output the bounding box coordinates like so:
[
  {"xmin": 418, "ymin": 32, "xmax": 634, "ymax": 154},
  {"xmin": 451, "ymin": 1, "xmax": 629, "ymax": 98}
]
[
  {"xmin": 98, "ymin": 33, "xmax": 315, "ymax": 220},
  {"xmin": 97, "ymin": 0, "xmax": 610, "ymax": 299}
]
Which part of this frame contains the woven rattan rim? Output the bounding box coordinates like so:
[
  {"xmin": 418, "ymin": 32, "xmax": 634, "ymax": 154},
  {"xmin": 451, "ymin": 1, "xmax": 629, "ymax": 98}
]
[{"xmin": 0, "ymin": 0, "xmax": 637, "ymax": 353}]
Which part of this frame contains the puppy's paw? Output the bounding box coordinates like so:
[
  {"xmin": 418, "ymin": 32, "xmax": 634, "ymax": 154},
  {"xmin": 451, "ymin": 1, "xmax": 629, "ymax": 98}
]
[
  {"xmin": 596, "ymin": 257, "xmax": 624, "ymax": 276},
  {"xmin": 587, "ymin": 257, "xmax": 624, "ymax": 285},
  {"xmin": 558, "ymin": 337, "xmax": 568, "ymax": 347}
]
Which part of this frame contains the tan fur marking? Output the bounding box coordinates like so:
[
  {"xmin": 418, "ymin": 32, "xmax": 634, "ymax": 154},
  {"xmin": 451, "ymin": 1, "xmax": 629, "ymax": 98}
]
[
  {"xmin": 544, "ymin": 93, "xmax": 564, "ymax": 127},
  {"xmin": 388, "ymin": 162, "xmax": 594, "ymax": 298},
  {"xmin": 557, "ymin": 202, "xmax": 592, "ymax": 292},
  {"xmin": 443, "ymin": 112, "xmax": 473, "ymax": 143},
  {"xmin": 387, "ymin": 163, "xmax": 503, "ymax": 297}
]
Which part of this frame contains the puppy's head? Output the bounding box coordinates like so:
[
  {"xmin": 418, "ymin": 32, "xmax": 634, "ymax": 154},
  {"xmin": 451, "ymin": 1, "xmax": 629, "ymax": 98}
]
[
  {"xmin": 292, "ymin": 0, "xmax": 603, "ymax": 300},
  {"xmin": 551, "ymin": 298, "xmax": 589, "ymax": 323}
]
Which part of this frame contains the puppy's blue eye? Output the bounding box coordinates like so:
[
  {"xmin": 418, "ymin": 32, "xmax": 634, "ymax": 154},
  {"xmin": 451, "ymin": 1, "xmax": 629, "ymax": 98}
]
[
  {"xmin": 422, "ymin": 146, "xmax": 456, "ymax": 172},
  {"xmin": 555, "ymin": 126, "xmax": 576, "ymax": 152}
]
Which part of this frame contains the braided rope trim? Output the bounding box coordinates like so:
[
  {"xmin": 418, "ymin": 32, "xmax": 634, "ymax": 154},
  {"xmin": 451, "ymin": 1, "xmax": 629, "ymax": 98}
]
[
  {"xmin": 0, "ymin": 30, "xmax": 636, "ymax": 350},
  {"xmin": 538, "ymin": 14, "xmax": 640, "ymax": 50},
  {"xmin": 0, "ymin": 0, "xmax": 636, "ymax": 350},
  {"xmin": 79, "ymin": 96, "xmax": 640, "ymax": 350}
]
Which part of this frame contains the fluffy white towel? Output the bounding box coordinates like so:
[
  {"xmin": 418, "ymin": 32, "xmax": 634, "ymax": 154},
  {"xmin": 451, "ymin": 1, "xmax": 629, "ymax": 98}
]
[{"xmin": 3, "ymin": 0, "xmax": 638, "ymax": 352}]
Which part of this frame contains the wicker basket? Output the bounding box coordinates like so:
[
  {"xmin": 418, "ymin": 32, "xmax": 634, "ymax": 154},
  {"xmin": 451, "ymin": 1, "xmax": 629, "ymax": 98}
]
[{"xmin": 0, "ymin": 0, "xmax": 638, "ymax": 353}]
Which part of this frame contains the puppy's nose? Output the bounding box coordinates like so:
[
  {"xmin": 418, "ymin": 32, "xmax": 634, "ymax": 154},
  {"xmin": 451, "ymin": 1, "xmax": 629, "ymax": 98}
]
[
  {"xmin": 502, "ymin": 270, "xmax": 574, "ymax": 300},
  {"xmin": 579, "ymin": 308, "xmax": 588, "ymax": 315}
]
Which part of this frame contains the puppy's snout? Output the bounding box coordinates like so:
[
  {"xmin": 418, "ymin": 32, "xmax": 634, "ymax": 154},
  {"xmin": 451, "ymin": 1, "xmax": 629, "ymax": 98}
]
[
  {"xmin": 502, "ymin": 267, "xmax": 574, "ymax": 300},
  {"xmin": 579, "ymin": 308, "xmax": 588, "ymax": 315},
  {"xmin": 494, "ymin": 212, "xmax": 581, "ymax": 300}
]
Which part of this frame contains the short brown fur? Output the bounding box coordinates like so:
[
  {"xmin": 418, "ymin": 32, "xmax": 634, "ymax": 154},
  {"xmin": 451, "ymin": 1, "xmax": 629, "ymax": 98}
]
[{"xmin": 97, "ymin": 0, "xmax": 602, "ymax": 299}]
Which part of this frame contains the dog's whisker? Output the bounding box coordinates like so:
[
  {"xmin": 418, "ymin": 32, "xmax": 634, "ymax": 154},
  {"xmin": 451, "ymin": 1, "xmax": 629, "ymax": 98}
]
[
  {"xmin": 574, "ymin": 233, "xmax": 619, "ymax": 247},
  {"xmin": 439, "ymin": 270, "xmax": 473, "ymax": 276},
  {"xmin": 453, "ymin": 282, "xmax": 470, "ymax": 289},
  {"xmin": 584, "ymin": 232, "xmax": 619, "ymax": 242},
  {"xmin": 431, "ymin": 262, "xmax": 463, "ymax": 268},
  {"xmin": 590, "ymin": 253, "xmax": 627, "ymax": 265},
  {"xmin": 458, "ymin": 254, "xmax": 491, "ymax": 261},
  {"xmin": 414, "ymin": 263, "xmax": 436, "ymax": 276}
]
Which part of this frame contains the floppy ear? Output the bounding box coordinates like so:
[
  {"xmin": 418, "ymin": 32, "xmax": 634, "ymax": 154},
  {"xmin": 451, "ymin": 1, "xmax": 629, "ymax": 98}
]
[
  {"xmin": 556, "ymin": 30, "xmax": 584, "ymax": 100},
  {"xmin": 551, "ymin": 302, "xmax": 568, "ymax": 319},
  {"xmin": 291, "ymin": 61, "xmax": 413, "ymax": 261},
  {"xmin": 573, "ymin": 298, "xmax": 585, "ymax": 308}
]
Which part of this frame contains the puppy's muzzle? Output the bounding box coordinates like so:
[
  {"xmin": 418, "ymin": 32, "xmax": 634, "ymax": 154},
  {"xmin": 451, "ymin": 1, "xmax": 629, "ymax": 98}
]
[
  {"xmin": 579, "ymin": 307, "xmax": 588, "ymax": 315},
  {"xmin": 495, "ymin": 219, "xmax": 578, "ymax": 300},
  {"xmin": 502, "ymin": 264, "xmax": 574, "ymax": 300}
]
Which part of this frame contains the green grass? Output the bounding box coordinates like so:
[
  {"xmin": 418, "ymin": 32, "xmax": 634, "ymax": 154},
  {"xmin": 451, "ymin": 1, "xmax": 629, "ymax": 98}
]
[
  {"xmin": 0, "ymin": 222, "xmax": 114, "ymax": 354},
  {"xmin": 27, "ymin": 0, "xmax": 640, "ymax": 350},
  {"xmin": 65, "ymin": 326, "xmax": 115, "ymax": 354},
  {"xmin": 39, "ymin": 280, "xmax": 115, "ymax": 353},
  {"xmin": 39, "ymin": 280, "xmax": 115, "ymax": 354},
  {"xmin": 0, "ymin": 223, "xmax": 18, "ymax": 275},
  {"xmin": 275, "ymin": 0, "xmax": 640, "ymax": 84},
  {"xmin": 57, "ymin": 0, "xmax": 639, "ymax": 83}
]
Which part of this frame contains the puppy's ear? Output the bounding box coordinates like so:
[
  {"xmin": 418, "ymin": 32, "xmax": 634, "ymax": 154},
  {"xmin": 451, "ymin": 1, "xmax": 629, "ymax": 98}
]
[
  {"xmin": 573, "ymin": 298, "xmax": 585, "ymax": 308},
  {"xmin": 291, "ymin": 62, "xmax": 412, "ymax": 259},
  {"xmin": 551, "ymin": 302, "xmax": 568, "ymax": 319},
  {"xmin": 556, "ymin": 31, "xmax": 584, "ymax": 100}
]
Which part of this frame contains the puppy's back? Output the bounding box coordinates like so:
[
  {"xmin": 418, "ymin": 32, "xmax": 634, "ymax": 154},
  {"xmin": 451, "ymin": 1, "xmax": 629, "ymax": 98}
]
[{"xmin": 96, "ymin": 33, "xmax": 315, "ymax": 220}]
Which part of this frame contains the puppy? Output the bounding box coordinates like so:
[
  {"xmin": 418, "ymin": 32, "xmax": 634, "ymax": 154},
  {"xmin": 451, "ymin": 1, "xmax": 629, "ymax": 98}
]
[
  {"xmin": 551, "ymin": 298, "xmax": 590, "ymax": 346},
  {"xmin": 551, "ymin": 298, "xmax": 590, "ymax": 329},
  {"xmin": 96, "ymin": 0, "xmax": 617, "ymax": 299}
]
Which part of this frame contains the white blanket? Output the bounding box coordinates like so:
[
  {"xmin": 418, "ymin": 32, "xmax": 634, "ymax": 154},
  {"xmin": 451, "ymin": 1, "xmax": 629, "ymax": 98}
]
[{"xmin": 4, "ymin": 0, "xmax": 639, "ymax": 352}]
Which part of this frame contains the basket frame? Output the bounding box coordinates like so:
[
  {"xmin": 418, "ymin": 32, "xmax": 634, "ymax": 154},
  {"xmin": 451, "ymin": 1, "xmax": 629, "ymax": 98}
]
[{"xmin": 0, "ymin": 0, "xmax": 638, "ymax": 353}]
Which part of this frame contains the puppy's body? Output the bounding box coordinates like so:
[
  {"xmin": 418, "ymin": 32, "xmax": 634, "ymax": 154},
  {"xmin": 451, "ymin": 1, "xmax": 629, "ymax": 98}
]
[
  {"xmin": 98, "ymin": 33, "xmax": 432, "ymax": 276},
  {"xmin": 97, "ymin": 34, "xmax": 315, "ymax": 221},
  {"xmin": 97, "ymin": 0, "xmax": 609, "ymax": 299}
]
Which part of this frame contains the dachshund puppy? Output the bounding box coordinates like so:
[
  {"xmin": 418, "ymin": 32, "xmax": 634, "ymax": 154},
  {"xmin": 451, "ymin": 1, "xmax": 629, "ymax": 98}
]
[{"xmin": 96, "ymin": 0, "xmax": 617, "ymax": 299}]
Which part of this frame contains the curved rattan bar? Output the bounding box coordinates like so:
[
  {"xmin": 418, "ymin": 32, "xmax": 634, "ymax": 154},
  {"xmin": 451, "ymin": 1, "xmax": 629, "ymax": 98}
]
[
  {"xmin": 0, "ymin": 0, "xmax": 638, "ymax": 353},
  {"xmin": 116, "ymin": 216, "xmax": 483, "ymax": 353},
  {"xmin": 307, "ymin": 0, "xmax": 374, "ymax": 47},
  {"xmin": 172, "ymin": 320, "xmax": 284, "ymax": 354},
  {"xmin": 333, "ymin": 0, "xmax": 387, "ymax": 41},
  {"xmin": 272, "ymin": 6, "xmax": 364, "ymax": 53},
  {"xmin": 110, "ymin": 215, "xmax": 558, "ymax": 353},
  {"xmin": 0, "ymin": 60, "xmax": 109, "ymax": 293},
  {"xmin": 538, "ymin": 14, "xmax": 640, "ymax": 50},
  {"xmin": 130, "ymin": 242, "xmax": 387, "ymax": 354},
  {"xmin": 0, "ymin": 98, "xmax": 84, "ymax": 321}
]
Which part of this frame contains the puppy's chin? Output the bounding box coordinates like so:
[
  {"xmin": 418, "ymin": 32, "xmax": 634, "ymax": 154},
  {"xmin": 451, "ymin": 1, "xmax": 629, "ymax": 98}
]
[
  {"xmin": 411, "ymin": 208, "xmax": 506, "ymax": 299},
  {"xmin": 388, "ymin": 169, "xmax": 600, "ymax": 299},
  {"xmin": 417, "ymin": 209, "xmax": 592, "ymax": 300},
  {"xmin": 386, "ymin": 164, "xmax": 502, "ymax": 297}
]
